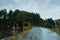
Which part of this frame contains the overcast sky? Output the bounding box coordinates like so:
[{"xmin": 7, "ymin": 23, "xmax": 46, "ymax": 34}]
[{"xmin": 0, "ymin": 0, "xmax": 60, "ymax": 20}]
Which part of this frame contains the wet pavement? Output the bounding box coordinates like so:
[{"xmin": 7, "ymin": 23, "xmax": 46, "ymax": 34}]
[{"xmin": 19, "ymin": 27, "xmax": 60, "ymax": 40}]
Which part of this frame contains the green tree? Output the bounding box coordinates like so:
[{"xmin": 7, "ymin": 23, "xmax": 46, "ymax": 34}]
[
  {"xmin": 0, "ymin": 9, "xmax": 8, "ymax": 32},
  {"xmin": 44, "ymin": 18, "xmax": 55, "ymax": 28},
  {"xmin": 7, "ymin": 10, "xmax": 14, "ymax": 29}
]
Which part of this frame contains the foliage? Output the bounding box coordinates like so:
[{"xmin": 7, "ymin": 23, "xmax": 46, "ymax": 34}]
[
  {"xmin": 0, "ymin": 9, "xmax": 59, "ymax": 39},
  {"xmin": 44, "ymin": 18, "xmax": 55, "ymax": 28},
  {"xmin": 0, "ymin": 9, "xmax": 56, "ymax": 33}
]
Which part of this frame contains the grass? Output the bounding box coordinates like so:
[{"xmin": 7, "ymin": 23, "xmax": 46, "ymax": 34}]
[
  {"xmin": 41, "ymin": 26, "xmax": 60, "ymax": 34},
  {"xmin": 48, "ymin": 28, "xmax": 60, "ymax": 34},
  {"xmin": 6, "ymin": 27, "xmax": 31, "ymax": 40}
]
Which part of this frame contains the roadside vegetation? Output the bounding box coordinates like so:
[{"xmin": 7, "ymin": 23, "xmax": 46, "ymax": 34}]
[
  {"xmin": 5, "ymin": 27, "xmax": 31, "ymax": 40},
  {"xmin": 0, "ymin": 9, "xmax": 60, "ymax": 39},
  {"xmin": 49, "ymin": 28, "xmax": 60, "ymax": 34}
]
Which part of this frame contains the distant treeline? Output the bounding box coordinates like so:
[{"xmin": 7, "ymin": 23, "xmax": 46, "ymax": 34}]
[{"xmin": 0, "ymin": 9, "xmax": 58, "ymax": 32}]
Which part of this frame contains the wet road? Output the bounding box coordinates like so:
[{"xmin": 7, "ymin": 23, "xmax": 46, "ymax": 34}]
[{"xmin": 19, "ymin": 27, "xmax": 60, "ymax": 40}]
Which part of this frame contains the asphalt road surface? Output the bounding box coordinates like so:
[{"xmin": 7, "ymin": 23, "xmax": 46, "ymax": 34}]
[{"xmin": 19, "ymin": 27, "xmax": 60, "ymax": 40}]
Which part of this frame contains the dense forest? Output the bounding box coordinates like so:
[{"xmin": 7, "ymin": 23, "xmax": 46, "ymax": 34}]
[
  {"xmin": 0, "ymin": 9, "xmax": 60, "ymax": 38},
  {"xmin": 0, "ymin": 9, "xmax": 58, "ymax": 32}
]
